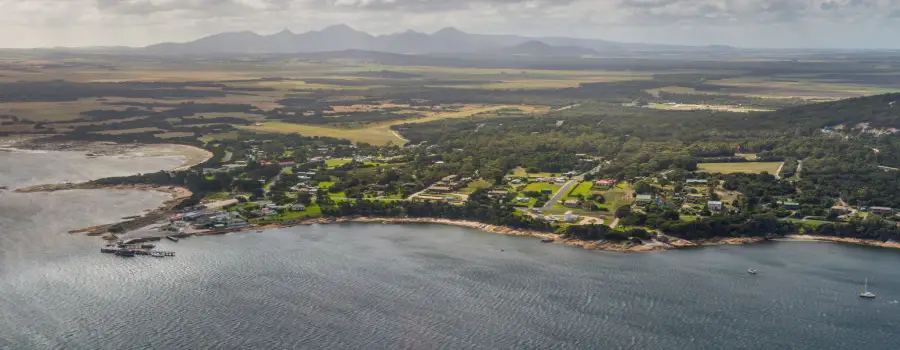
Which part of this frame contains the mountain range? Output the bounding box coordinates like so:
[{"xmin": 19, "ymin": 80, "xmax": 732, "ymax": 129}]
[{"xmin": 144, "ymin": 24, "xmax": 729, "ymax": 56}]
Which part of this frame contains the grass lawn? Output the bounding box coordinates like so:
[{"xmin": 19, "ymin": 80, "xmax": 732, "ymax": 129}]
[
  {"xmin": 524, "ymin": 182, "xmax": 561, "ymax": 193},
  {"xmin": 328, "ymin": 191, "xmax": 347, "ymax": 200},
  {"xmin": 326, "ymin": 158, "xmax": 352, "ymax": 168},
  {"xmin": 461, "ymin": 179, "xmax": 492, "ymax": 194},
  {"xmin": 251, "ymin": 205, "xmax": 322, "ymax": 224},
  {"xmin": 511, "ymin": 167, "xmax": 554, "ymax": 178},
  {"xmin": 317, "ymin": 181, "xmax": 335, "ymax": 189},
  {"xmin": 698, "ymin": 162, "xmax": 783, "ymax": 175},
  {"xmin": 564, "ymin": 182, "xmax": 593, "ymax": 199}
]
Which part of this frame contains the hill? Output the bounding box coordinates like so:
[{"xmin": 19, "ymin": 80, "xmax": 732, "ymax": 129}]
[
  {"xmin": 145, "ymin": 24, "xmax": 705, "ymax": 55},
  {"xmin": 498, "ymin": 41, "xmax": 598, "ymax": 57}
]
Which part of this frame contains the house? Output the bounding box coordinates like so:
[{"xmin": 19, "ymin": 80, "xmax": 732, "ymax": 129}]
[
  {"xmin": 594, "ymin": 179, "xmax": 616, "ymax": 189},
  {"xmin": 429, "ymin": 186, "xmax": 454, "ymax": 193},
  {"xmin": 635, "ymin": 194, "xmax": 653, "ymax": 205},
  {"xmin": 563, "ymin": 211, "xmax": 579, "ymax": 223},
  {"xmin": 686, "ymin": 179, "xmax": 708, "ymax": 185},
  {"xmin": 442, "ymin": 175, "xmax": 459, "ymax": 182},
  {"xmin": 707, "ymin": 201, "xmax": 724, "ymax": 211},
  {"xmin": 288, "ymin": 204, "xmax": 306, "ymax": 211},
  {"xmin": 554, "ymin": 177, "xmax": 568, "ymax": 184},
  {"xmin": 489, "ymin": 190, "xmax": 510, "ymax": 197},
  {"xmin": 686, "ymin": 194, "xmax": 706, "ymax": 203},
  {"xmin": 563, "ymin": 199, "xmax": 581, "ymax": 208},
  {"xmin": 781, "ymin": 202, "xmax": 801, "ymax": 210},
  {"xmin": 510, "ymin": 179, "xmax": 523, "ymax": 185},
  {"xmin": 831, "ymin": 206, "xmax": 851, "ymax": 215},
  {"xmin": 516, "ymin": 197, "xmax": 530, "ymax": 203},
  {"xmin": 871, "ymin": 206, "xmax": 893, "ymax": 215}
]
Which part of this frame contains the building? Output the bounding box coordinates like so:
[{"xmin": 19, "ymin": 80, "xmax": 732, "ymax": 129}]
[
  {"xmin": 594, "ymin": 179, "xmax": 617, "ymax": 189},
  {"xmin": 635, "ymin": 194, "xmax": 653, "ymax": 205},
  {"xmin": 707, "ymin": 201, "xmax": 724, "ymax": 211},
  {"xmin": 489, "ymin": 190, "xmax": 509, "ymax": 197},
  {"xmin": 871, "ymin": 206, "xmax": 894, "ymax": 215},
  {"xmin": 563, "ymin": 199, "xmax": 581, "ymax": 208},
  {"xmin": 686, "ymin": 194, "xmax": 706, "ymax": 203},
  {"xmin": 428, "ymin": 186, "xmax": 454, "ymax": 193},
  {"xmin": 781, "ymin": 202, "xmax": 801, "ymax": 210},
  {"xmin": 831, "ymin": 206, "xmax": 851, "ymax": 215},
  {"xmin": 563, "ymin": 211, "xmax": 580, "ymax": 223},
  {"xmin": 288, "ymin": 204, "xmax": 306, "ymax": 211},
  {"xmin": 442, "ymin": 175, "xmax": 459, "ymax": 182},
  {"xmin": 686, "ymin": 179, "xmax": 708, "ymax": 185}
]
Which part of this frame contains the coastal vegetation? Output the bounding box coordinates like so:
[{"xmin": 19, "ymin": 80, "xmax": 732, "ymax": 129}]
[{"xmin": 6, "ymin": 49, "xmax": 900, "ymax": 249}]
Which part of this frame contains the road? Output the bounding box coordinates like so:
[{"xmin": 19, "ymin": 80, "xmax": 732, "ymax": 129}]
[
  {"xmin": 775, "ymin": 161, "xmax": 785, "ymax": 179},
  {"xmin": 542, "ymin": 180, "xmax": 578, "ymax": 210},
  {"xmin": 540, "ymin": 165, "xmax": 603, "ymax": 211}
]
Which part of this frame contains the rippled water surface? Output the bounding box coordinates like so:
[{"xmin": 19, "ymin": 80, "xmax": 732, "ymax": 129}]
[{"xmin": 2, "ymin": 149, "xmax": 900, "ymax": 349}]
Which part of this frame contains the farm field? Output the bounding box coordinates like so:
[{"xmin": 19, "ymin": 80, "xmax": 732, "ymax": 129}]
[
  {"xmin": 239, "ymin": 105, "xmax": 537, "ymax": 145},
  {"xmin": 698, "ymin": 162, "xmax": 783, "ymax": 175}
]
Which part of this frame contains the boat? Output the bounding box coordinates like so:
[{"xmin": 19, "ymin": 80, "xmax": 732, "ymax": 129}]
[
  {"xmin": 100, "ymin": 245, "xmax": 119, "ymax": 253},
  {"xmin": 166, "ymin": 236, "xmax": 179, "ymax": 242},
  {"xmin": 748, "ymin": 269, "xmax": 757, "ymax": 275},
  {"xmin": 859, "ymin": 278, "xmax": 876, "ymax": 298},
  {"xmin": 141, "ymin": 244, "xmax": 156, "ymax": 249},
  {"xmin": 150, "ymin": 251, "xmax": 166, "ymax": 258},
  {"xmin": 540, "ymin": 239, "xmax": 554, "ymax": 243}
]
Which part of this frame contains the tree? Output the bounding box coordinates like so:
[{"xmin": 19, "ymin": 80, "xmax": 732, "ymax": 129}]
[{"xmin": 615, "ymin": 205, "xmax": 632, "ymax": 219}]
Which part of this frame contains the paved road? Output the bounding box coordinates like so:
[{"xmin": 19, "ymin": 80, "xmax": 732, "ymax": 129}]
[{"xmin": 542, "ymin": 179, "xmax": 578, "ymax": 210}]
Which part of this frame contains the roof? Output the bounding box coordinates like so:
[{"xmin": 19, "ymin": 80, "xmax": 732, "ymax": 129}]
[
  {"xmin": 595, "ymin": 179, "xmax": 616, "ymax": 185},
  {"xmin": 686, "ymin": 179, "xmax": 708, "ymax": 183},
  {"xmin": 870, "ymin": 206, "xmax": 893, "ymax": 210},
  {"xmin": 636, "ymin": 194, "xmax": 653, "ymax": 200},
  {"xmin": 708, "ymin": 201, "xmax": 723, "ymax": 205}
]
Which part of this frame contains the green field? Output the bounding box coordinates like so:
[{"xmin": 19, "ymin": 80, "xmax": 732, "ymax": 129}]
[
  {"xmin": 524, "ymin": 182, "xmax": 562, "ymax": 193},
  {"xmin": 326, "ymin": 158, "xmax": 352, "ymax": 168},
  {"xmin": 698, "ymin": 162, "xmax": 783, "ymax": 175},
  {"xmin": 250, "ymin": 204, "xmax": 322, "ymax": 225},
  {"xmin": 461, "ymin": 179, "xmax": 492, "ymax": 194},
  {"xmin": 564, "ymin": 182, "xmax": 594, "ymax": 199}
]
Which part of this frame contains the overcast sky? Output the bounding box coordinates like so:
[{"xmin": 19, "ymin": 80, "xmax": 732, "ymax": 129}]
[{"xmin": 1, "ymin": 0, "xmax": 899, "ymax": 49}]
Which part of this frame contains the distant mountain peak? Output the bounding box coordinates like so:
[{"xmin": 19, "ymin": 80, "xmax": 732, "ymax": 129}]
[
  {"xmin": 434, "ymin": 27, "xmax": 467, "ymax": 36},
  {"xmin": 272, "ymin": 28, "xmax": 294, "ymax": 36},
  {"xmin": 321, "ymin": 24, "xmax": 357, "ymax": 33}
]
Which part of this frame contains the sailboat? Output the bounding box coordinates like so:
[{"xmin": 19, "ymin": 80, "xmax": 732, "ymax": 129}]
[
  {"xmin": 859, "ymin": 278, "xmax": 876, "ymax": 298},
  {"xmin": 748, "ymin": 268, "xmax": 757, "ymax": 275}
]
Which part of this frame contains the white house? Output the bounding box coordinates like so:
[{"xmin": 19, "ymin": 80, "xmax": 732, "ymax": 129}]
[{"xmin": 707, "ymin": 201, "xmax": 724, "ymax": 211}]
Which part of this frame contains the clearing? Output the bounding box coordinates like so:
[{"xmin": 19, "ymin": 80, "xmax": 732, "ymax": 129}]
[
  {"xmin": 698, "ymin": 162, "xmax": 783, "ymax": 175},
  {"xmin": 239, "ymin": 105, "xmax": 539, "ymax": 145}
]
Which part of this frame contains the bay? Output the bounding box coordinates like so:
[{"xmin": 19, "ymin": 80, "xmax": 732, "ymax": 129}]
[{"xmin": 1, "ymin": 148, "xmax": 899, "ymax": 349}]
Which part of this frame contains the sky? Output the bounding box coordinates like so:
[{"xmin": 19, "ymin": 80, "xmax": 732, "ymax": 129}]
[{"xmin": 1, "ymin": 0, "xmax": 899, "ymax": 49}]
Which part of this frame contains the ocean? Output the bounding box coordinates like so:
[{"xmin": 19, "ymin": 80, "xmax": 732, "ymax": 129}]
[{"xmin": 1, "ymin": 147, "xmax": 899, "ymax": 349}]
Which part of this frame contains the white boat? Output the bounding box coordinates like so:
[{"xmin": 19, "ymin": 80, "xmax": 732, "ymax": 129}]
[
  {"xmin": 748, "ymin": 269, "xmax": 757, "ymax": 275},
  {"xmin": 151, "ymin": 251, "xmax": 166, "ymax": 258},
  {"xmin": 859, "ymin": 278, "xmax": 876, "ymax": 298}
]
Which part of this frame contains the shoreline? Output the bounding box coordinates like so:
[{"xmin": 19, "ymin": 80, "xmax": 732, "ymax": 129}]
[
  {"xmin": 197, "ymin": 216, "xmax": 774, "ymax": 253},
  {"xmin": 5, "ymin": 137, "xmax": 212, "ymax": 172},
  {"xmin": 17, "ymin": 183, "xmax": 192, "ymax": 237}
]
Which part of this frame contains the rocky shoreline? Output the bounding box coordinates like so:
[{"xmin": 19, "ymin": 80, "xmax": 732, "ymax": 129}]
[{"xmin": 18, "ymin": 184, "xmax": 193, "ymax": 237}]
